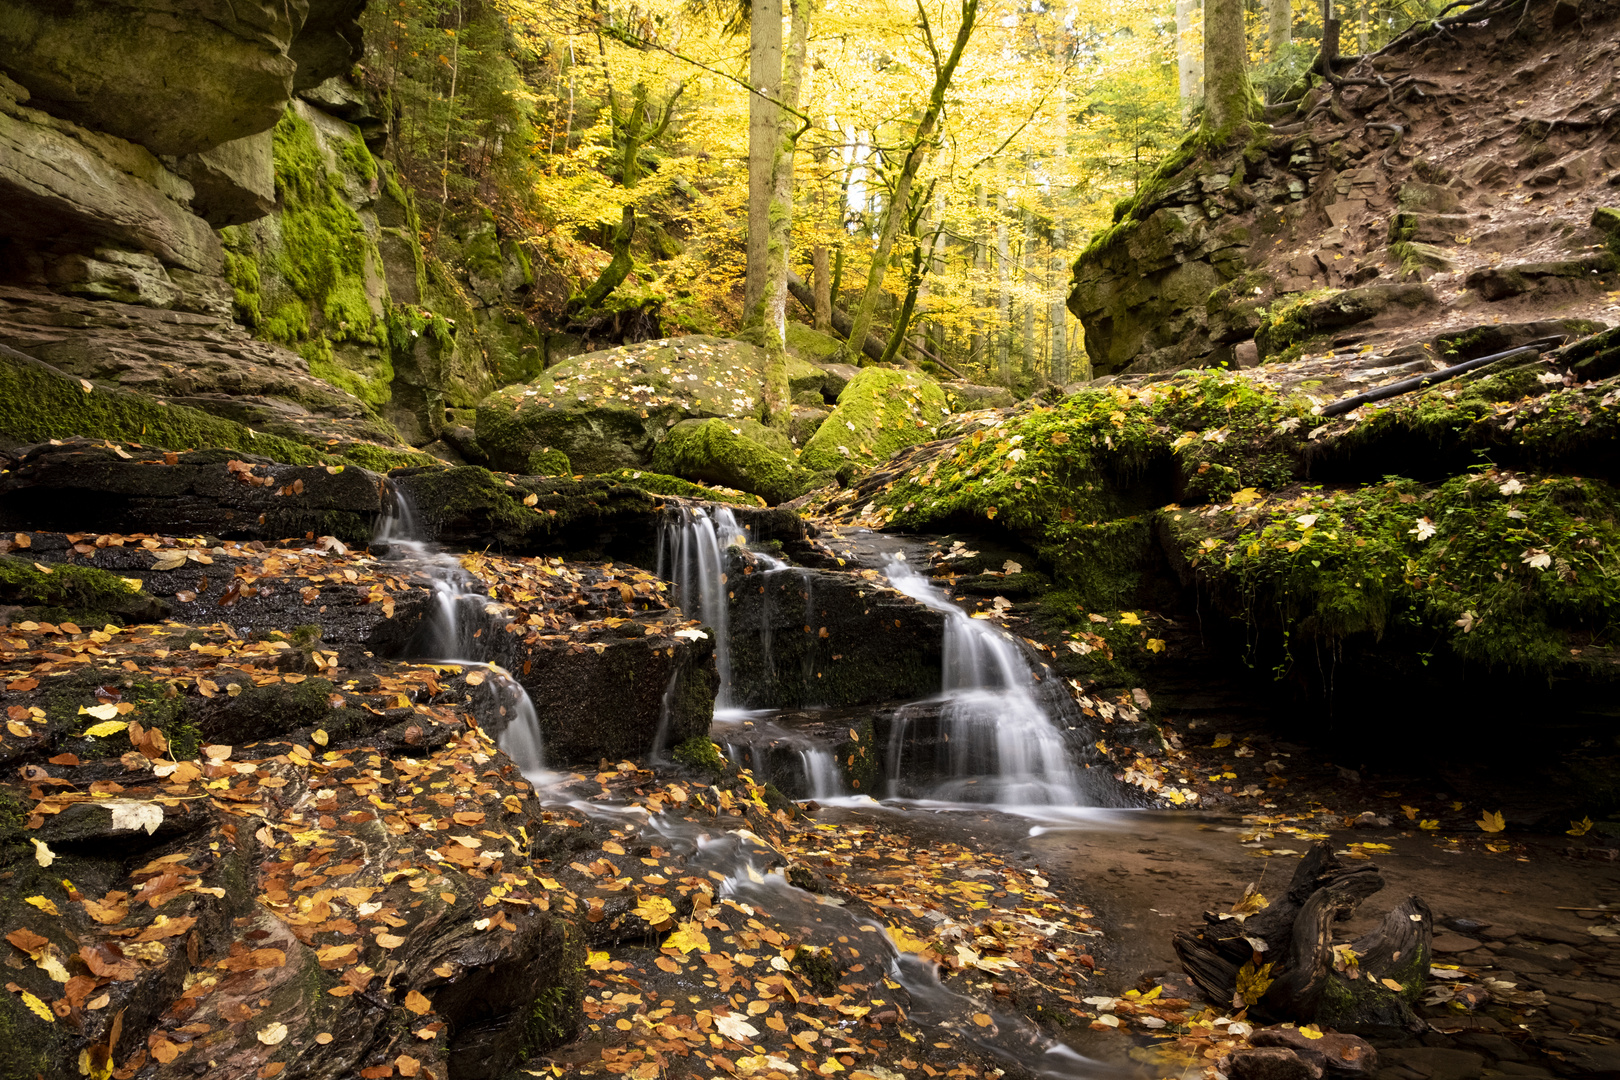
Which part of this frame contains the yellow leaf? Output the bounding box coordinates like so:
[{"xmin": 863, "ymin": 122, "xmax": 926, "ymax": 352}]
[
  {"xmin": 31, "ymin": 839, "xmax": 54, "ymax": 867},
  {"xmin": 1477, "ymin": 810, "xmax": 1506, "ymax": 833},
  {"xmin": 663, "ymin": 923, "xmax": 710, "ymax": 954},
  {"xmin": 78, "ymin": 703, "xmax": 120, "ymax": 722},
  {"xmin": 886, "ymin": 925, "xmax": 932, "ymax": 955},
  {"xmin": 522, "ymin": 493, "xmax": 539, "ymax": 507},
  {"xmin": 1230, "ymin": 487, "xmax": 1260, "ymax": 505},
  {"xmin": 82, "ymin": 720, "xmax": 128, "ymax": 739},
  {"xmin": 18, "ymin": 990, "xmax": 53, "ymax": 1022},
  {"xmin": 257, "ymin": 1021, "xmax": 288, "ymax": 1045},
  {"xmin": 1380, "ymin": 977, "xmax": 1405, "ymax": 991},
  {"xmin": 1419, "ymin": 819, "xmax": 1440, "ymax": 831},
  {"xmin": 1568, "ymin": 817, "xmax": 1594, "ymax": 837},
  {"xmin": 1299, "ymin": 1024, "xmax": 1324, "ymax": 1039},
  {"xmin": 633, "ymin": 895, "xmax": 677, "ymax": 929},
  {"xmin": 24, "ymin": 896, "xmax": 60, "ymax": 916},
  {"xmin": 1212, "ymin": 734, "xmax": 1233, "ymax": 749},
  {"xmin": 404, "ymin": 990, "xmax": 432, "ymax": 1015},
  {"xmin": 971, "ymin": 1013, "xmax": 992, "ymax": 1027},
  {"xmin": 1145, "ymin": 638, "xmax": 1166, "ymax": 653},
  {"xmin": 1118, "ymin": 612, "xmax": 1141, "ymax": 626}
]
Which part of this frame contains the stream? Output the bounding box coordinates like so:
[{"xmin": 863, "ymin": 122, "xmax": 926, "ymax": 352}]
[{"xmin": 374, "ymin": 497, "xmax": 1141, "ymax": 1076}]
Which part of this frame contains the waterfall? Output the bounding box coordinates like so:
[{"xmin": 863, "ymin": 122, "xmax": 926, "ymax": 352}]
[
  {"xmin": 658, "ymin": 505, "xmax": 745, "ymax": 708},
  {"xmin": 798, "ymin": 748, "xmax": 841, "ymax": 800},
  {"xmin": 374, "ymin": 491, "xmax": 551, "ymax": 786},
  {"xmin": 882, "ymin": 556, "xmax": 1082, "ymax": 806}
]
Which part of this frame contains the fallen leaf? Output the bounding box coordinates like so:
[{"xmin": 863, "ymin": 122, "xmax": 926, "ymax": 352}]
[
  {"xmin": 1477, "ymin": 810, "xmax": 1506, "ymax": 834},
  {"xmin": 257, "ymin": 1022, "xmax": 288, "ymax": 1046},
  {"xmin": 404, "ymin": 990, "xmax": 432, "ymax": 1015}
]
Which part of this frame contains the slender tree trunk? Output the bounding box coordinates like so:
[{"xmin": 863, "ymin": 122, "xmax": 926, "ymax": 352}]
[
  {"xmin": 1176, "ymin": 0, "xmax": 1203, "ymax": 123},
  {"xmin": 435, "ymin": 0, "xmax": 463, "ymax": 233},
  {"xmin": 1021, "ymin": 212, "xmax": 1035, "ymax": 376},
  {"xmin": 971, "ymin": 183, "xmax": 987, "ymax": 369},
  {"xmin": 1356, "ymin": 0, "xmax": 1368, "ymax": 53},
  {"xmin": 1270, "ymin": 0, "xmax": 1292, "ymax": 58},
  {"xmin": 755, "ymin": 0, "xmax": 814, "ymax": 346},
  {"xmin": 1050, "ymin": 223, "xmax": 1068, "ymax": 383},
  {"xmin": 742, "ymin": 0, "xmax": 784, "ymax": 327},
  {"xmin": 811, "ymin": 245, "xmax": 832, "ymax": 333},
  {"xmin": 843, "ymin": 0, "xmax": 979, "ymax": 359},
  {"xmin": 995, "ymin": 192, "xmax": 1010, "ymax": 382},
  {"xmin": 1200, "ymin": 0, "xmax": 1258, "ymax": 142}
]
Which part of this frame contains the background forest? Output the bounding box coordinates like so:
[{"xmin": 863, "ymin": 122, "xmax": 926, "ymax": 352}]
[{"xmin": 359, "ymin": 0, "xmax": 1445, "ymax": 391}]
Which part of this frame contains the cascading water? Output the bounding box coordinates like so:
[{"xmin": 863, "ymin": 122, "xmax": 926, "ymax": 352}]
[
  {"xmin": 658, "ymin": 505, "xmax": 745, "ymax": 708},
  {"xmin": 798, "ymin": 747, "xmax": 841, "ymax": 799},
  {"xmin": 373, "ymin": 491, "xmax": 552, "ymax": 788},
  {"xmin": 883, "ymin": 556, "xmax": 1083, "ymax": 806}
]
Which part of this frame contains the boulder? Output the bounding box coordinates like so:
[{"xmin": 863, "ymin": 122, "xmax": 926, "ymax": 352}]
[
  {"xmin": 1255, "ymin": 283, "xmax": 1438, "ymax": 359},
  {"xmin": 1229, "ymin": 1048, "xmax": 1323, "ymax": 1080},
  {"xmin": 650, "ymin": 418, "xmax": 820, "ymax": 505},
  {"xmin": 1464, "ymin": 252, "xmax": 1618, "ymax": 301},
  {"xmin": 476, "ymin": 336, "xmax": 777, "ymax": 474},
  {"xmin": 785, "ymin": 322, "xmax": 848, "ymax": 367},
  {"xmin": 173, "ymin": 130, "xmax": 276, "ymax": 227},
  {"xmin": 943, "ymin": 381, "xmax": 1017, "ymax": 410},
  {"xmin": 0, "ymin": 0, "xmax": 364, "ymax": 156},
  {"xmin": 798, "ymin": 368, "xmax": 951, "ymax": 475},
  {"xmin": 789, "ymin": 405, "xmax": 830, "ymax": 445},
  {"xmin": 817, "ymin": 362, "xmax": 861, "ymax": 400}
]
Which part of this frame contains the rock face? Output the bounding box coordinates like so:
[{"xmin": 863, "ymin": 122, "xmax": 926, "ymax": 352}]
[
  {"xmin": 0, "ymin": 0, "xmax": 364, "ymax": 156},
  {"xmin": 725, "ymin": 556, "xmax": 947, "ymax": 710},
  {"xmin": 650, "ymin": 418, "xmax": 819, "ymax": 506}
]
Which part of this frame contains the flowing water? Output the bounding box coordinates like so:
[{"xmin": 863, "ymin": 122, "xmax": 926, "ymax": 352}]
[
  {"xmin": 657, "ymin": 504, "xmax": 746, "ymax": 708},
  {"xmin": 373, "ymin": 493, "xmax": 553, "ymax": 787},
  {"xmin": 375, "ymin": 498, "xmax": 1112, "ymax": 1077},
  {"xmin": 881, "ymin": 556, "xmax": 1086, "ymax": 806}
]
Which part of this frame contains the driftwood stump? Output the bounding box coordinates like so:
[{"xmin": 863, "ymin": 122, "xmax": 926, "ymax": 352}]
[{"xmin": 1172, "ymin": 842, "xmax": 1431, "ymax": 1036}]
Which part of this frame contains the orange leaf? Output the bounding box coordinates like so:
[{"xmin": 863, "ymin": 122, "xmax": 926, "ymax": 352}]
[{"xmin": 404, "ymin": 990, "xmax": 431, "ymax": 1015}]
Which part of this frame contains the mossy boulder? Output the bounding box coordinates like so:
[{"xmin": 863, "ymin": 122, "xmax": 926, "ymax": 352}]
[
  {"xmin": 797, "ymin": 368, "xmax": 951, "ymax": 476},
  {"xmin": 0, "ymin": 554, "xmax": 167, "ymax": 625},
  {"xmin": 785, "ymin": 323, "xmax": 847, "ymax": 366},
  {"xmin": 650, "ymin": 418, "xmax": 820, "ymax": 505},
  {"xmin": 476, "ymin": 336, "xmax": 777, "ymax": 474},
  {"xmin": 595, "ymin": 469, "xmax": 765, "ymax": 507}
]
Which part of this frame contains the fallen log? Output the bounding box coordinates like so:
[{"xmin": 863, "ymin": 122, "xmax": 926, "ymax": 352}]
[
  {"xmin": 1172, "ymin": 841, "xmax": 1431, "ymax": 1037},
  {"xmin": 785, "ymin": 273, "xmax": 968, "ymax": 380}
]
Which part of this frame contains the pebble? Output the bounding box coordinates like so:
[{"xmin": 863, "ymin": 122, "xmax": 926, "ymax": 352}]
[{"xmin": 1430, "ymin": 933, "xmax": 1482, "ymax": 954}]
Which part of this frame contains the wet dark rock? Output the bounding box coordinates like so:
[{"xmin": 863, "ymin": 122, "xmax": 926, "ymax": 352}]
[
  {"xmin": 1253, "ymin": 1028, "xmax": 1380, "ymax": 1075},
  {"xmin": 0, "ymin": 441, "xmax": 385, "ymax": 544},
  {"xmin": 725, "ymin": 556, "xmax": 946, "ymax": 710},
  {"xmin": 1379, "ymin": 1048, "xmax": 1486, "ymax": 1080},
  {"xmin": 1230, "ymin": 1046, "xmax": 1325, "ymax": 1080}
]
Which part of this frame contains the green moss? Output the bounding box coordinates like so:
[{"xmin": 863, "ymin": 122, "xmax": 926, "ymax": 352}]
[
  {"xmin": 596, "ymin": 469, "xmax": 766, "ymax": 507},
  {"xmin": 835, "ymin": 719, "xmax": 880, "ymax": 795},
  {"xmin": 650, "ymin": 419, "xmax": 819, "ymax": 505},
  {"xmin": 1254, "ymin": 288, "xmax": 1341, "ymax": 357},
  {"xmin": 0, "ymin": 350, "xmax": 434, "ymax": 473},
  {"xmin": 798, "ymin": 368, "xmax": 950, "ymax": 476},
  {"xmin": 0, "ymin": 555, "xmax": 162, "ymax": 624},
  {"xmin": 672, "ymin": 735, "xmax": 726, "ymax": 776},
  {"xmin": 221, "ymin": 225, "xmax": 264, "ymax": 326},
  {"xmin": 268, "ymin": 108, "xmax": 392, "ymax": 403},
  {"xmin": 1166, "ymin": 471, "xmax": 1620, "ymax": 676},
  {"xmin": 528, "ymin": 448, "xmax": 572, "ymax": 475}
]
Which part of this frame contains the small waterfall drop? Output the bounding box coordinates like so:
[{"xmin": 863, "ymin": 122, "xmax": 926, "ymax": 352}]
[
  {"xmin": 883, "ymin": 556, "xmax": 1082, "ymax": 806},
  {"xmin": 657, "ymin": 505, "xmax": 745, "ymax": 708},
  {"xmin": 374, "ymin": 491, "xmax": 551, "ymax": 786},
  {"xmin": 798, "ymin": 748, "xmax": 841, "ymax": 800}
]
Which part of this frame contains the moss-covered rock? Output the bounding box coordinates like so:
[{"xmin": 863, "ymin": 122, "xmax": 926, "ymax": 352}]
[
  {"xmin": 784, "ymin": 323, "xmax": 847, "ymax": 366},
  {"xmin": 798, "ymin": 368, "xmax": 951, "ymax": 476},
  {"xmin": 650, "ymin": 418, "xmax": 819, "ymax": 505},
  {"xmin": 1162, "ymin": 470, "xmax": 1620, "ymax": 676},
  {"xmin": 476, "ymin": 336, "xmax": 777, "ymax": 474},
  {"xmin": 0, "ymin": 554, "xmax": 167, "ymax": 625},
  {"xmin": 596, "ymin": 469, "xmax": 766, "ymax": 507}
]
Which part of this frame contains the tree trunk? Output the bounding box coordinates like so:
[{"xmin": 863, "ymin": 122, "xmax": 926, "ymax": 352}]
[
  {"xmin": 811, "ymin": 245, "xmax": 832, "ymax": 333},
  {"xmin": 1050, "ymin": 224, "xmax": 1068, "ymax": 383},
  {"xmin": 1269, "ymin": 0, "xmax": 1292, "ymax": 59},
  {"xmin": 1176, "ymin": 0, "xmax": 1204, "ymax": 123},
  {"xmin": 1200, "ymin": 0, "xmax": 1258, "ymax": 143},
  {"xmin": 1021, "ymin": 212, "xmax": 1035, "ymax": 376},
  {"xmin": 843, "ymin": 0, "xmax": 979, "ymax": 360},
  {"xmin": 757, "ymin": 0, "xmax": 815, "ymax": 346},
  {"xmin": 971, "ymin": 184, "xmax": 987, "ymax": 369},
  {"xmin": 742, "ymin": 0, "xmax": 784, "ymax": 328},
  {"xmin": 569, "ymin": 206, "xmax": 636, "ymax": 311},
  {"xmin": 995, "ymin": 192, "xmax": 1010, "ymax": 382},
  {"xmin": 1171, "ymin": 842, "xmax": 1432, "ymax": 1037}
]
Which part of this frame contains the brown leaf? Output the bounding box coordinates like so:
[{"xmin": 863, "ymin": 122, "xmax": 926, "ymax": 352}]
[
  {"xmin": 404, "ymin": 990, "xmax": 431, "ymax": 1016},
  {"xmin": 134, "ymin": 916, "xmax": 196, "ymax": 942},
  {"xmin": 376, "ymin": 934, "xmax": 407, "ymax": 950},
  {"xmin": 5, "ymin": 928, "xmax": 49, "ymax": 957},
  {"xmin": 81, "ymin": 943, "xmax": 141, "ymax": 981}
]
